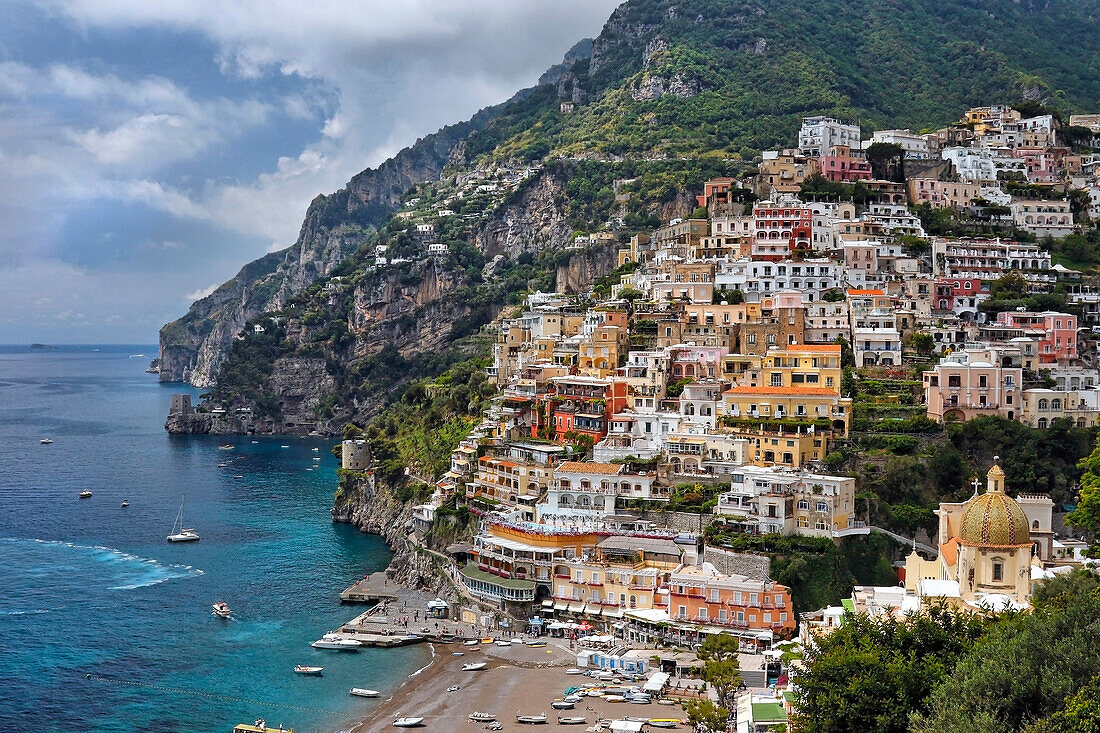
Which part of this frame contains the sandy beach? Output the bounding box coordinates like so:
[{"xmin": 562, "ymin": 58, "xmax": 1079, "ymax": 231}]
[{"xmin": 347, "ymin": 639, "xmax": 686, "ymax": 732}]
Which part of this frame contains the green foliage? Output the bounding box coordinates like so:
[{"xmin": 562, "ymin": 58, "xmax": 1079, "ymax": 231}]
[
  {"xmin": 1065, "ymin": 432, "xmax": 1100, "ymax": 543},
  {"xmin": 211, "ymin": 317, "xmax": 288, "ymax": 418},
  {"xmin": 698, "ymin": 633, "xmax": 743, "ymax": 708},
  {"xmin": 684, "ymin": 698, "xmax": 729, "ymax": 733},
  {"xmin": 911, "ymin": 573, "xmax": 1100, "ymax": 733},
  {"xmin": 791, "ymin": 605, "xmax": 990, "ymax": 733}
]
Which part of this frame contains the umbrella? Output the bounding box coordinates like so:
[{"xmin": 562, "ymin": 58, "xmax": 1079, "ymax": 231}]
[{"xmin": 577, "ymin": 622, "xmax": 593, "ymax": 631}]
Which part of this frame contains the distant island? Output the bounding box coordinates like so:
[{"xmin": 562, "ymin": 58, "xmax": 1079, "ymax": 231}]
[{"xmin": 29, "ymin": 344, "xmax": 57, "ymax": 350}]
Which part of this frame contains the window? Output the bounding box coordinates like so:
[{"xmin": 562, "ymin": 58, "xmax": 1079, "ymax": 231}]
[
  {"xmin": 993, "ymin": 561, "xmax": 1004, "ymax": 582},
  {"xmin": 978, "ymin": 375, "xmax": 987, "ymax": 388},
  {"xmin": 678, "ymin": 605, "xmax": 687, "ymax": 617},
  {"xmin": 771, "ymin": 373, "xmax": 783, "ymax": 386},
  {"xmin": 797, "ymin": 499, "xmax": 809, "ymax": 510},
  {"xmin": 948, "ymin": 375, "xmax": 961, "ymax": 388},
  {"xmin": 698, "ymin": 608, "xmax": 707, "ymax": 620}
]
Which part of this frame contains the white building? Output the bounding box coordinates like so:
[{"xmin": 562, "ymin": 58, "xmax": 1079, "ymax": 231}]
[{"xmin": 799, "ymin": 116, "xmax": 861, "ymax": 158}]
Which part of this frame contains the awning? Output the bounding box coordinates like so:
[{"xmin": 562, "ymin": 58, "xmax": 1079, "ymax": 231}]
[
  {"xmin": 604, "ymin": 608, "xmax": 624, "ymax": 619},
  {"xmin": 568, "ymin": 602, "xmax": 586, "ymax": 613},
  {"xmin": 554, "ymin": 601, "xmax": 569, "ymax": 611},
  {"xmin": 643, "ymin": 672, "xmax": 670, "ymax": 692},
  {"xmin": 542, "ymin": 600, "xmax": 555, "ymax": 608},
  {"xmin": 528, "ymin": 617, "xmax": 545, "ymax": 625},
  {"xmin": 589, "ymin": 606, "xmax": 603, "ymax": 616}
]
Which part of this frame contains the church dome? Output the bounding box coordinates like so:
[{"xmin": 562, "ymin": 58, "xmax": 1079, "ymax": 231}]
[{"xmin": 957, "ymin": 463, "xmax": 1031, "ymax": 547}]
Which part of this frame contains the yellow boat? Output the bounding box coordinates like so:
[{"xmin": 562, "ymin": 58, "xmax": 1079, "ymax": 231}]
[{"xmin": 234, "ymin": 723, "xmax": 293, "ymax": 733}]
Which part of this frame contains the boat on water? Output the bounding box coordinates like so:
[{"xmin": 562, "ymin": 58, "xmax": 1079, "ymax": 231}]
[
  {"xmin": 312, "ymin": 634, "xmax": 361, "ymax": 650},
  {"xmin": 40, "ymin": 437, "xmax": 53, "ymax": 444},
  {"xmin": 121, "ymin": 500, "xmax": 129, "ymax": 508},
  {"xmin": 461, "ymin": 662, "xmax": 487, "ymax": 671},
  {"xmin": 515, "ymin": 712, "xmax": 548, "ymax": 724},
  {"xmin": 280, "ymin": 445, "xmax": 289, "ymax": 448},
  {"xmin": 550, "ymin": 700, "xmax": 575, "ymax": 710},
  {"xmin": 312, "ymin": 457, "xmax": 321, "ymax": 461},
  {"xmin": 167, "ymin": 498, "xmax": 200, "ymax": 542},
  {"xmin": 350, "ymin": 688, "xmax": 379, "ymax": 698},
  {"xmin": 391, "ymin": 717, "xmax": 424, "ymax": 728},
  {"xmin": 212, "ymin": 601, "xmax": 232, "ymax": 619},
  {"xmin": 557, "ymin": 716, "xmax": 586, "ymax": 725},
  {"xmin": 311, "ymin": 447, "xmax": 319, "ymax": 451},
  {"xmin": 293, "ymin": 665, "xmax": 323, "ymax": 675},
  {"xmin": 218, "ymin": 444, "xmax": 234, "ymax": 450},
  {"xmin": 234, "ymin": 720, "xmax": 294, "ymax": 733},
  {"xmin": 251, "ymin": 440, "xmax": 259, "ymax": 444},
  {"xmin": 468, "ymin": 712, "xmax": 496, "ymax": 722},
  {"xmin": 79, "ymin": 490, "xmax": 93, "ymax": 499}
]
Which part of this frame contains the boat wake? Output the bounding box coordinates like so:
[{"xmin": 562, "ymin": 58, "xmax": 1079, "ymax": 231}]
[
  {"xmin": 408, "ymin": 643, "xmax": 436, "ymax": 678},
  {"xmin": 2, "ymin": 608, "xmax": 53, "ymax": 616},
  {"xmin": 1, "ymin": 537, "xmax": 204, "ymax": 590}
]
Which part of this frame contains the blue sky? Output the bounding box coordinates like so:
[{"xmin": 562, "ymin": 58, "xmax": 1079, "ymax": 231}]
[{"xmin": 0, "ymin": 0, "xmax": 621, "ymax": 343}]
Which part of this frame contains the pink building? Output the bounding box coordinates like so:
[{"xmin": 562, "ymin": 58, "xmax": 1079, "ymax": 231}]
[
  {"xmin": 820, "ymin": 145, "xmax": 872, "ymax": 182},
  {"xmin": 907, "ymin": 179, "xmax": 982, "ymax": 208},
  {"xmin": 752, "ymin": 201, "xmax": 813, "ymax": 260},
  {"xmin": 923, "ymin": 347, "xmax": 1023, "ymax": 423},
  {"xmin": 988, "ymin": 311, "xmax": 1077, "ymax": 363}
]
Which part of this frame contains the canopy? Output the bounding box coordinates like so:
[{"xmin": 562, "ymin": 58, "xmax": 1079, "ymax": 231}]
[
  {"xmin": 528, "ymin": 617, "xmax": 545, "ymax": 625},
  {"xmin": 577, "ymin": 622, "xmax": 593, "ymax": 631},
  {"xmin": 609, "ymin": 721, "xmax": 645, "ymax": 733},
  {"xmin": 643, "ymin": 672, "xmax": 670, "ymax": 692}
]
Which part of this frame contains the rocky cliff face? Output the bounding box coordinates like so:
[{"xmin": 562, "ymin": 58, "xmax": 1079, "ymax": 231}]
[
  {"xmin": 555, "ymin": 243, "xmax": 618, "ymax": 294},
  {"xmin": 470, "ymin": 170, "xmax": 573, "ymax": 258}
]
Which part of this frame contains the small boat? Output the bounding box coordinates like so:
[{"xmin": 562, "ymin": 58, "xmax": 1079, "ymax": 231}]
[
  {"xmin": 557, "ymin": 716, "xmax": 587, "ymax": 725},
  {"xmin": 551, "ymin": 700, "xmax": 575, "ymax": 710},
  {"xmin": 234, "ymin": 719, "xmax": 294, "ymax": 733},
  {"xmin": 649, "ymin": 720, "xmax": 679, "ymax": 728},
  {"xmin": 280, "ymin": 445, "xmax": 289, "ymax": 448},
  {"xmin": 452, "ymin": 652, "xmax": 464, "ymax": 657},
  {"xmin": 602, "ymin": 695, "xmax": 627, "ymax": 703},
  {"xmin": 564, "ymin": 695, "xmax": 584, "ymax": 704},
  {"xmin": 480, "ymin": 637, "xmax": 494, "ymax": 644},
  {"xmin": 218, "ymin": 462, "xmax": 230, "ymax": 467},
  {"xmin": 461, "ymin": 662, "xmax": 487, "ymax": 671},
  {"xmin": 212, "ymin": 601, "xmax": 231, "ymax": 618},
  {"xmin": 40, "ymin": 438, "xmax": 53, "ymax": 445},
  {"xmin": 515, "ymin": 712, "xmax": 547, "ymax": 724},
  {"xmin": 350, "ymin": 688, "xmax": 379, "ymax": 697},
  {"xmin": 293, "ymin": 665, "xmax": 323, "ymax": 675},
  {"xmin": 392, "ymin": 717, "xmax": 424, "ymax": 728},
  {"xmin": 312, "ymin": 447, "xmax": 319, "ymax": 452},
  {"xmin": 251, "ymin": 440, "xmax": 259, "ymax": 444},
  {"xmin": 468, "ymin": 712, "xmax": 496, "ymax": 722},
  {"xmin": 312, "ymin": 457, "xmax": 321, "ymax": 461},
  {"xmin": 486, "ymin": 724, "xmax": 502, "ymax": 731},
  {"xmin": 565, "ymin": 668, "xmax": 584, "ymax": 675},
  {"xmin": 234, "ymin": 475, "xmax": 244, "ymax": 479},
  {"xmin": 493, "ymin": 640, "xmax": 512, "ymax": 647},
  {"xmin": 627, "ymin": 696, "xmax": 651, "ymax": 704},
  {"xmin": 464, "ymin": 640, "xmax": 480, "ymax": 646},
  {"xmin": 79, "ymin": 490, "xmax": 93, "ymax": 499},
  {"xmin": 167, "ymin": 498, "xmax": 199, "ymax": 542},
  {"xmin": 656, "ymin": 699, "xmax": 677, "ymax": 706},
  {"xmin": 447, "ymin": 685, "xmax": 460, "ymax": 692},
  {"xmin": 219, "ymin": 444, "xmax": 234, "ymax": 450}
]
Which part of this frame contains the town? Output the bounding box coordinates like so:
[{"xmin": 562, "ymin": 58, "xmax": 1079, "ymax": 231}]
[{"xmin": 335, "ymin": 104, "xmax": 1100, "ymax": 730}]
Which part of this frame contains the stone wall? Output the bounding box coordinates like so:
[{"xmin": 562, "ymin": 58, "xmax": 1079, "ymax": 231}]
[{"xmin": 703, "ymin": 547, "xmax": 771, "ymax": 581}]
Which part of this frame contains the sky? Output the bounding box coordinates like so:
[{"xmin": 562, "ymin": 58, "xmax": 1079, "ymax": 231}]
[{"xmin": 0, "ymin": 0, "xmax": 622, "ymax": 344}]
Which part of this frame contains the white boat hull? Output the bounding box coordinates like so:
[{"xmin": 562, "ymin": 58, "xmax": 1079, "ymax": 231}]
[
  {"xmin": 350, "ymin": 688, "xmax": 379, "ymax": 697},
  {"xmin": 392, "ymin": 717, "xmax": 424, "ymax": 727}
]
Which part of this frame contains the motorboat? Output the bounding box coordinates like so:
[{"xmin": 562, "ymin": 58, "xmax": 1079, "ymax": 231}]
[
  {"xmin": 311, "ymin": 447, "xmax": 319, "ymax": 451},
  {"xmin": 557, "ymin": 716, "xmax": 586, "ymax": 725},
  {"xmin": 79, "ymin": 490, "xmax": 93, "ymax": 499},
  {"xmin": 451, "ymin": 652, "xmax": 464, "ymax": 657},
  {"xmin": 627, "ymin": 695, "xmax": 651, "ymax": 704},
  {"xmin": 463, "ymin": 640, "xmax": 479, "ymax": 646},
  {"xmin": 121, "ymin": 500, "xmax": 129, "ymax": 508},
  {"xmin": 293, "ymin": 665, "xmax": 323, "ymax": 675},
  {"xmin": 515, "ymin": 712, "xmax": 547, "ymax": 724},
  {"xmin": 563, "ymin": 695, "xmax": 584, "ymax": 704},
  {"xmin": 493, "ymin": 640, "xmax": 512, "ymax": 647},
  {"xmin": 468, "ymin": 712, "xmax": 496, "ymax": 722},
  {"xmin": 551, "ymin": 700, "xmax": 575, "ymax": 710},
  {"xmin": 218, "ymin": 462, "xmax": 230, "ymax": 467},
  {"xmin": 656, "ymin": 699, "xmax": 677, "ymax": 706},
  {"xmin": 447, "ymin": 686, "xmax": 460, "ymax": 692},
  {"xmin": 350, "ymin": 688, "xmax": 379, "ymax": 697},
  {"xmin": 280, "ymin": 445, "xmax": 289, "ymax": 448},
  {"xmin": 461, "ymin": 662, "xmax": 487, "ymax": 671},
  {"xmin": 648, "ymin": 720, "xmax": 679, "ymax": 728},
  {"xmin": 312, "ymin": 457, "xmax": 321, "ymax": 461},
  {"xmin": 312, "ymin": 634, "xmax": 361, "ymax": 650},
  {"xmin": 251, "ymin": 440, "xmax": 259, "ymax": 444},
  {"xmin": 167, "ymin": 496, "xmax": 200, "ymax": 542},
  {"xmin": 219, "ymin": 444, "xmax": 234, "ymax": 450},
  {"xmin": 392, "ymin": 717, "xmax": 424, "ymax": 728},
  {"xmin": 565, "ymin": 668, "xmax": 584, "ymax": 675},
  {"xmin": 602, "ymin": 695, "xmax": 627, "ymax": 703},
  {"xmin": 40, "ymin": 437, "xmax": 53, "ymax": 444},
  {"xmin": 212, "ymin": 601, "xmax": 232, "ymax": 619}
]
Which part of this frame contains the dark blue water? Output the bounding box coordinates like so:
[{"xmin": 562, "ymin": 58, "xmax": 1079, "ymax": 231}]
[{"xmin": 0, "ymin": 345, "xmax": 423, "ymax": 732}]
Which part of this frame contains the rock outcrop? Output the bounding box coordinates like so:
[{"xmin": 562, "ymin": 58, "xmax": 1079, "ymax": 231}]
[{"xmin": 469, "ymin": 170, "xmax": 574, "ymax": 258}]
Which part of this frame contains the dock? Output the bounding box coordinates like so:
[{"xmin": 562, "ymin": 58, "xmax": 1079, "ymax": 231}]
[{"xmin": 339, "ymin": 572, "xmax": 400, "ymax": 604}]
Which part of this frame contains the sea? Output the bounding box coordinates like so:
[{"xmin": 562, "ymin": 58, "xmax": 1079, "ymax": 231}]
[{"xmin": 0, "ymin": 345, "xmax": 425, "ymax": 732}]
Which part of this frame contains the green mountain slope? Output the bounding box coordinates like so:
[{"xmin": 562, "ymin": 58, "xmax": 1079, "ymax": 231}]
[{"xmin": 466, "ymin": 0, "xmax": 1100, "ymax": 162}]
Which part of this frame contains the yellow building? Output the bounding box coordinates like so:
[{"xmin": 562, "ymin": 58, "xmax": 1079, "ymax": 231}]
[
  {"xmin": 905, "ymin": 462, "xmax": 1043, "ymax": 610},
  {"xmin": 577, "ymin": 325, "xmax": 629, "ymax": 377},
  {"xmin": 741, "ymin": 344, "xmax": 843, "ymax": 394}
]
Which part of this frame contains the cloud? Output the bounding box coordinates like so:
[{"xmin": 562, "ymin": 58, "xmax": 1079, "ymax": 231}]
[{"xmin": 184, "ymin": 283, "xmax": 218, "ymax": 301}]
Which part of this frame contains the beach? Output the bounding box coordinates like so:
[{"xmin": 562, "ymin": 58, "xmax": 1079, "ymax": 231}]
[{"xmin": 348, "ymin": 639, "xmax": 681, "ymax": 732}]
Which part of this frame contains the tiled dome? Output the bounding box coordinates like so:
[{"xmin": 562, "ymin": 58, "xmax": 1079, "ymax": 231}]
[{"xmin": 958, "ymin": 487, "xmax": 1031, "ymax": 548}]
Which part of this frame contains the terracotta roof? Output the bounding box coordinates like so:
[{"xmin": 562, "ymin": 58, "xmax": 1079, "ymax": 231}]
[
  {"xmin": 556, "ymin": 461, "xmax": 623, "ymax": 475},
  {"xmin": 786, "ymin": 344, "xmax": 841, "ymax": 353},
  {"xmin": 846, "ymin": 288, "xmax": 885, "ymax": 296},
  {"xmin": 725, "ymin": 386, "xmax": 839, "ymax": 396},
  {"xmin": 938, "ymin": 537, "xmax": 959, "ymax": 568}
]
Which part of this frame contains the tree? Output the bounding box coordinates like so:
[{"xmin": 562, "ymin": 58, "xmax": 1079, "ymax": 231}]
[
  {"xmin": 1024, "ymin": 673, "xmax": 1100, "ymax": 733},
  {"xmin": 791, "ymin": 605, "xmax": 988, "ymax": 733},
  {"xmin": 1065, "ymin": 432, "xmax": 1100, "ymax": 552},
  {"xmin": 911, "ymin": 332, "xmax": 936, "ymax": 357},
  {"xmin": 698, "ymin": 633, "xmax": 743, "ymax": 708},
  {"xmin": 988, "ymin": 272, "xmax": 1029, "ymax": 301},
  {"xmin": 684, "ymin": 698, "xmax": 730, "ymax": 733}
]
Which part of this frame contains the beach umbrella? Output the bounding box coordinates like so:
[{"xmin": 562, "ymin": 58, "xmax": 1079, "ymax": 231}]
[{"xmin": 577, "ymin": 622, "xmax": 593, "ymax": 631}]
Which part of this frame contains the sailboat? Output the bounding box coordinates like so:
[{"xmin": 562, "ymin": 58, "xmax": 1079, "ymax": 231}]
[{"xmin": 167, "ymin": 498, "xmax": 200, "ymax": 542}]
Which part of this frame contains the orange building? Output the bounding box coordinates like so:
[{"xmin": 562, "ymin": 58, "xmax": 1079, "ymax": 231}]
[{"xmin": 667, "ymin": 563, "xmax": 796, "ymax": 639}]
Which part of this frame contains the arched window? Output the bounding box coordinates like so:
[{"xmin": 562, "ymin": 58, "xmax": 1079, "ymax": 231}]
[
  {"xmin": 1037, "ymin": 418, "xmax": 1048, "ymax": 429},
  {"xmin": 1038, "ymin": 399, "xmax": 1049, "ymax": 411},
  {"xmin": 1051, "ymin": 398, "xmax": 1062, "ymax": 411},
  {"xmin": 797, "ymin": 499, "xmax": 809, "ymax": 510}
]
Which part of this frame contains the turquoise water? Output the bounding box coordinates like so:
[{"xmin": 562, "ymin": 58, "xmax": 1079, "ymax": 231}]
[{"xmin": 0, "ymin": 345, "xmax": 423, "ymax": 732}]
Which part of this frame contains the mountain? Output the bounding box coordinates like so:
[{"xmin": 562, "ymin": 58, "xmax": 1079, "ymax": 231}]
[{"xmin": 163, "ymin": 0, "xmax": 1100, "ymax": 430}]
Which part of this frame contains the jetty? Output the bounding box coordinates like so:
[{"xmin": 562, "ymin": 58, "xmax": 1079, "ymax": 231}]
[{"xmin": 339, "ymin": 572, "xmax": 399, "ymax": 604}]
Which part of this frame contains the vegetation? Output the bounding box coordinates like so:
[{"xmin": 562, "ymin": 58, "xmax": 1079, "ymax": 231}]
[{"xmin": 697, "ymin": 633, "xmax": 744, "ymax": 709}]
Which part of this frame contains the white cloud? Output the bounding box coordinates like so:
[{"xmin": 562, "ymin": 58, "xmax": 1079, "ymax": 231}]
[{"xmin": 184, "ymin": 283, "xmax": 218, "ymax": 301}]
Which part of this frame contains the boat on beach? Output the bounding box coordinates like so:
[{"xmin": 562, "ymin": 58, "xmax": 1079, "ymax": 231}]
[
  {"xmin": 515, "ymin": 712, "xmax": 548, "ymax": 724},
  {"xmin": 468, "ymin": 712, "xmax": 496, "ymax": 722},
  {"xmin": 392, "ymin": 716, "xmax": 424, "ymax": 728},
  {"xmin": 493, "ymin": 639, "xmax": 512, "ymax": 647},
  {"xmin": 212, "ymin": 601, "xmax": 231, "ymax": 619},
  {"xmin": 565, "ymin": 668, "xmax": 584, "ymax": 675},
  {"xmin": 293, "ymin": 665, "xmax": 323, "ymax": 675},
  {"xmin": 557, "ymin": 716, "xmax": 586, "ymax": 725},
  {"xmin": 461, "ymin": 662, "xmax": 487, "ymax": 671},
  {"xmin": 350, "ymin": 688, "xmax": 379, "ymax": 697},
  {"xmin": 551, "ymin": 700, "xmax": 575, "ymax": 710},
  {"xmin": 648, "ymin": 720, "xmax": 680, "ymax": 728},
  {"xmin": 167, "ymin": 497, "xmax": 199, "ymax": 542}
]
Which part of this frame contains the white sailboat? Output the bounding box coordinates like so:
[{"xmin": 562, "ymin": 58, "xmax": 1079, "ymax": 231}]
[{"xmin": 167, "ymin": 498, "xmax": 200, "ymax": 542}]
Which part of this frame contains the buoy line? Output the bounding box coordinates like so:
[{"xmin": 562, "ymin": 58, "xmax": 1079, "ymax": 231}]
[{"xmin": 83, "ymin": 673, "xmax": 344, "ymax": 714}]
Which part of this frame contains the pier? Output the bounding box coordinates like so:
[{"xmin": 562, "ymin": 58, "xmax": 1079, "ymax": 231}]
[{"xmin": 339, "ymin": 572, "xmax": 399, "ymax": 604}]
